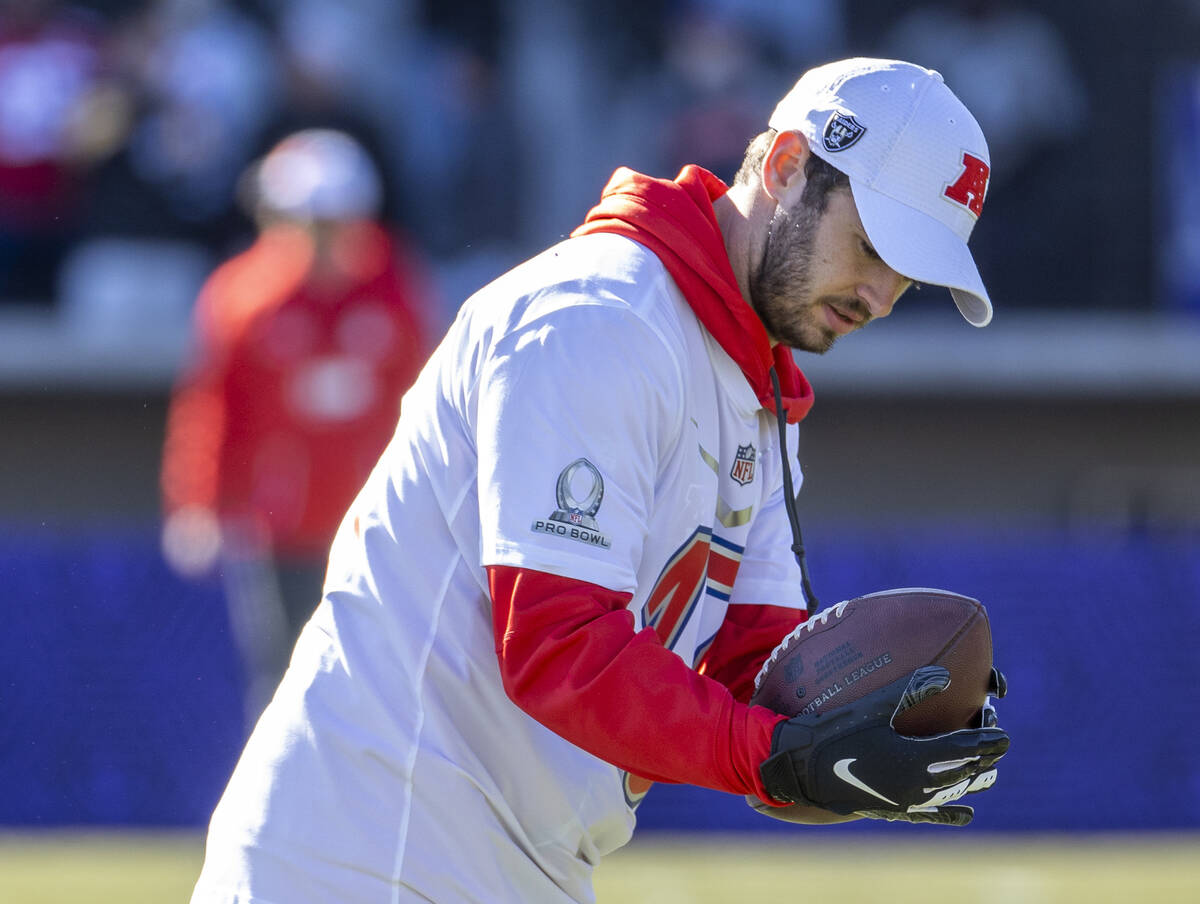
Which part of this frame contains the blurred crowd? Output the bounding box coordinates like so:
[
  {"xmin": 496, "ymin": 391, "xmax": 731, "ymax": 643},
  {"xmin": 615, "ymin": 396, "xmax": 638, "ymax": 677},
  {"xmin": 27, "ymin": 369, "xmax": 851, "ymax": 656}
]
[{"xmin": 2, "ymin": 0, "xmax": 1200, "ymax": 332}]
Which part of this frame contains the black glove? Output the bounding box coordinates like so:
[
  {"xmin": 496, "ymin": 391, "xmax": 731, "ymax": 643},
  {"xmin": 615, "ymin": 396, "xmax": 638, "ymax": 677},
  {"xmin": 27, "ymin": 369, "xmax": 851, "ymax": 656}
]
[
  {"xmin": 759, "ymin": 666, "xmax": 1010, "ymax": 827},
  {"xmin": 976, "ymin": 666, "xmax": 1007, "ymax": 728}
]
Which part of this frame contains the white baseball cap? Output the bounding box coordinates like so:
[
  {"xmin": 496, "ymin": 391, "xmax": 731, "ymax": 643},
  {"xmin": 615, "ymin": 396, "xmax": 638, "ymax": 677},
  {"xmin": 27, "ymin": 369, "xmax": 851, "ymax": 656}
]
[
  {"xmin": 769, "ymin": 58, "xmax": 993, "ymax": 326},
  {"xmin": 254, "ymin": 129, "xmax": 382, "ymax": 222}
]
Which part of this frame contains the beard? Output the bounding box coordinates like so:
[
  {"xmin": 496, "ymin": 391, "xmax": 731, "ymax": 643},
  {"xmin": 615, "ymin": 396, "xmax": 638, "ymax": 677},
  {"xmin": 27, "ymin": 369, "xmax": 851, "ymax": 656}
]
[{"xmin": 748, "ymin": 196, "xmax": 867, "ymax": 354}]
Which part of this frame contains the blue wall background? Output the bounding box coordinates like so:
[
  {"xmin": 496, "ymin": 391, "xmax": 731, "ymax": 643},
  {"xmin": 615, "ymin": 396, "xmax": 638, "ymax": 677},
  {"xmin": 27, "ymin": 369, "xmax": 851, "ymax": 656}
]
[
  {"xmin": 2, "ymin": 523, "xmax": 1197, "ymax": 832},
  {"xmin": 0, "ymin": 526, "xmax": 243, "ymax": 826}
]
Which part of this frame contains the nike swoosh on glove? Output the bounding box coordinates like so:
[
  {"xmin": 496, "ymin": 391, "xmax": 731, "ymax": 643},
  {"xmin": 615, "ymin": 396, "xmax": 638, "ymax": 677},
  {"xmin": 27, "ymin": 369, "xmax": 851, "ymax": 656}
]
[{"xmin": 759, "ymin": 666, "xmax": 1010, "ymax": 827}]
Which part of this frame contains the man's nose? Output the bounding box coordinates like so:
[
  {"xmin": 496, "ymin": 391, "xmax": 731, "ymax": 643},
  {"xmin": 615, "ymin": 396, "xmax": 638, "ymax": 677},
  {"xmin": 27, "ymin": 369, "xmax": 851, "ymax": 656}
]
[{"xmin": 857, "ymin": 269, "xmax": 908, "ymax": 319}]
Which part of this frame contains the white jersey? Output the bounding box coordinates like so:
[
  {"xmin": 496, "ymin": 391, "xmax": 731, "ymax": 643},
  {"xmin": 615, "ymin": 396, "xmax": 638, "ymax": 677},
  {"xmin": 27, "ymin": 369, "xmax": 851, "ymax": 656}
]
[{"xmin": 192, "ymin": 233, "xmax": 808, "ymax": 903}]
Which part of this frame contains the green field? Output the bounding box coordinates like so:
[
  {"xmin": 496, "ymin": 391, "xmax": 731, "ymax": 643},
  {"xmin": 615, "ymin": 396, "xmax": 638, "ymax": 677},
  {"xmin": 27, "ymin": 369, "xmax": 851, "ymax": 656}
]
[{"xmin": 1, "ymin": 831, "xmax": 1197, "ymax": 903}]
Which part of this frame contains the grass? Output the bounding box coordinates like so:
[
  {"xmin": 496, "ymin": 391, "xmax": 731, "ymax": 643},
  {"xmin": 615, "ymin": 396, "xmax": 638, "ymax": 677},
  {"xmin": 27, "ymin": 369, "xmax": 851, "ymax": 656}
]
[
  {"xmin": 0, "ymin": 831, "xmax": 205, "ymax": 904},
  {"xmin": 596, "ymin": 833, "xmax": 1200, "ymax": 903},
  {"xmin": 1, "ymin": 830, "xmax": 1196, "ymax": 903}
]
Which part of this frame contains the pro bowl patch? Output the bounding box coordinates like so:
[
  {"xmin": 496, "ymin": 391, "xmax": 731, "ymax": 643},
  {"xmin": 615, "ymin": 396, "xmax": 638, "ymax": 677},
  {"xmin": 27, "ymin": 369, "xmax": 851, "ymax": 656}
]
[{"xmin": 530, "ymin": 457, "xmax": 612, "ymax": 549}]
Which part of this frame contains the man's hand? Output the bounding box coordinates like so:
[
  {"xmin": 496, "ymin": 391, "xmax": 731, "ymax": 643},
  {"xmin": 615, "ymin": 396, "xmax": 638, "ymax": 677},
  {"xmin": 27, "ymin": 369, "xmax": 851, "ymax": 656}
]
[
  {"xmin": 161, "ymin": 505, "xmax": 222, "ymax": 577},
  {"xmin": 759, "ymin": 666, "xmax": 1010, "ymax": 827}
]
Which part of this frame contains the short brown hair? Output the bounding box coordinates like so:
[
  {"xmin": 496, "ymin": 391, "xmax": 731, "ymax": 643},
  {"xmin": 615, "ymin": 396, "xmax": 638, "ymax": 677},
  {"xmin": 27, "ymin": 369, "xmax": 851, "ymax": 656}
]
[{"xmin": 733, "ymin": 128, "xmax": 850, "ymax": 211}]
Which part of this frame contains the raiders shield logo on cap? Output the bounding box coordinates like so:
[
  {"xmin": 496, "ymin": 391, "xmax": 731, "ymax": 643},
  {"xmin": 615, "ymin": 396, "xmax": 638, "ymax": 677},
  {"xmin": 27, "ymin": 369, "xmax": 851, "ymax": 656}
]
[{"xmin": 822, "ymin": 112, "xmax": 866, "ymax": 152}]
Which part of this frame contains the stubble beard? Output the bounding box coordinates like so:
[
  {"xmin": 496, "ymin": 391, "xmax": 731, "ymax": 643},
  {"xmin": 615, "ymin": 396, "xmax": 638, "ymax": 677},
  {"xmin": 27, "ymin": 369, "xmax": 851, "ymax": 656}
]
[{"xmin": 749, "ymin": 200, "xmax": 837, "ymax": 355}]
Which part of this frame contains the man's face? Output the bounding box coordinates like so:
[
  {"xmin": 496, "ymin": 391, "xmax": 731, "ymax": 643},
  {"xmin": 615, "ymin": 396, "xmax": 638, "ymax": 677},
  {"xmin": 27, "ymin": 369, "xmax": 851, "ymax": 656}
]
[{"xmin": 749, "ymin": 186, "xmax": 913, "ymax": 354}]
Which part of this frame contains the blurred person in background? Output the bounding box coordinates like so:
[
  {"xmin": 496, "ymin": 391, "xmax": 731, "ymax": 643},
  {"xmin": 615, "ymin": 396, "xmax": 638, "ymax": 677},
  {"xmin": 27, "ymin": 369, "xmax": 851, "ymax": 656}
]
[
  {"xmin": 0, "ymin": 0, "xmax": 129, "ymax": 304},
  {"xmin": 160, "ymin": 128, "xmax": 435, "ymax": 720}
]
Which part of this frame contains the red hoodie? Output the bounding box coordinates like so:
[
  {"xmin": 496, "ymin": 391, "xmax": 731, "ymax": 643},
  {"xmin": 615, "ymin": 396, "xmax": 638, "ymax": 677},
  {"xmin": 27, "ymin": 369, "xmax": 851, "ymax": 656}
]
[
  {"xmin": 488, "ymin": 167, "xmax": 812, "ymax": 806},
  {"xmin": 574, "ymin": 165, "xmax": 813, "ymax": 423}
]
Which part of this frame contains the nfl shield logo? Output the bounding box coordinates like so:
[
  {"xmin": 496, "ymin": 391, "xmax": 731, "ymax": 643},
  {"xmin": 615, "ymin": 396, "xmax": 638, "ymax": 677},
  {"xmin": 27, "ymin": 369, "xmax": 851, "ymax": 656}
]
[
  {"xmin": 730, "ymin": 444, "xmax": 756, "ymax": 486},
  {"xmin": 822, "ymin": 112, "xmax": 866, "ymax": 152}
]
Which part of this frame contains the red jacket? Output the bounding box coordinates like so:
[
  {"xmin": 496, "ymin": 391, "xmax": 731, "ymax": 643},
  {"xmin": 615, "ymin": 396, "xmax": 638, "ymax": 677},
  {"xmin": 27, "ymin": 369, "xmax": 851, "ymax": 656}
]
[{"xmin": 162, "ymin": 221, "xmax": 432, "ymax": 557}]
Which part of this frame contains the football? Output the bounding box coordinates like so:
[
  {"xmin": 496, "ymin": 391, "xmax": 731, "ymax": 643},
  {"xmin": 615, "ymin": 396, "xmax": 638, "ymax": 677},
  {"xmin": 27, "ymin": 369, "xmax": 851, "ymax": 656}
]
[{"xmin": 746, "ymin": 587, "xmax": 995, "ymax": 824}]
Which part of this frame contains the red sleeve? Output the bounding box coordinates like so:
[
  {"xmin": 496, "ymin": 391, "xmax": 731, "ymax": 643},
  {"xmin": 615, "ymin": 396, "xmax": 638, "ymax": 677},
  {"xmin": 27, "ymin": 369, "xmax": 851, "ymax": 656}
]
[
  {"xmin": 488, "ymin": 564, "xmax": 787, "ymax": 802},
  {"xmin": 160, "ymin": 285, "xmax": 231, "ymax": 517},
  {"xmin": 697, "ymin": 604, "xmax": 808, "ymax": 703}
]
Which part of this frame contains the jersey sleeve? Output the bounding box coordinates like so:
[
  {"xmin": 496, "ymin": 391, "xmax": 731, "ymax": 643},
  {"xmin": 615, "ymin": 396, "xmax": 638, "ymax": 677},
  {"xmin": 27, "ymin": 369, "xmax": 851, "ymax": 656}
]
[
  {"xmin": 160, "ymin": 282, "xmax": 233, "ymax": 516},
  {"xmin": 475, "ymin": 301, "xmax": 680, "ymax": 591},
  {"xmin": 488, "ymin": 564, "xmax": 786, "ymax": 801}
]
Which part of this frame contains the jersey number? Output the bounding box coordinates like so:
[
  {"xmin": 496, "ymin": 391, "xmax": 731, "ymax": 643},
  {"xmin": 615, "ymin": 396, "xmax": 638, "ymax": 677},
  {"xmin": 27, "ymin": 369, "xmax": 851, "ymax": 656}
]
[
  {"xmin": 641, "ymin": 527, "xmax": 712, "ymax": 650},
  {"xmin": 627, "ymin": 527, "xmax": 745, "ymax": 807}
]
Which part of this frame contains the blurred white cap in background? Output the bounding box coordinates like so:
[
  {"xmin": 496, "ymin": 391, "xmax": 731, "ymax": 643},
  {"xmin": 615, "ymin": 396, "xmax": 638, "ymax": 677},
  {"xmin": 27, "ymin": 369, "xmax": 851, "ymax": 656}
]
[{"xmin": 252, "ymin": 129, "xmax": 382, "ymax": 221}]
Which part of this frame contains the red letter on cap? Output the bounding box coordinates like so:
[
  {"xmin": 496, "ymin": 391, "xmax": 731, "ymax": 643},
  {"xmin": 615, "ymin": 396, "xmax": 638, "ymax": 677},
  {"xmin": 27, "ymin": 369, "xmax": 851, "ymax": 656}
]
[{"xmin": 944, "ymin": 152, "xmax": 989, "ymax": 218}]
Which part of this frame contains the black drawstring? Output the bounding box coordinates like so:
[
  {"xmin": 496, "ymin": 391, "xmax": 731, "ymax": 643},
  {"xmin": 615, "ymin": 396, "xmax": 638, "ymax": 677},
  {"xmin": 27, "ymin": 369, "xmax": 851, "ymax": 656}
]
[{"xmin": 769, "ymin": 367, "xmax": 819, "ymax": 611}]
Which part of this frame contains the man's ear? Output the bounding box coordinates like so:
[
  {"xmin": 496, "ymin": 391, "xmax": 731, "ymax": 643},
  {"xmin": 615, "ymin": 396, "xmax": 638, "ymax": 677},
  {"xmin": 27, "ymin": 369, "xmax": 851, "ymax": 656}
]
[{"xmin": 761, "ymin": 131, "xmax": 812, "ymax": 205}]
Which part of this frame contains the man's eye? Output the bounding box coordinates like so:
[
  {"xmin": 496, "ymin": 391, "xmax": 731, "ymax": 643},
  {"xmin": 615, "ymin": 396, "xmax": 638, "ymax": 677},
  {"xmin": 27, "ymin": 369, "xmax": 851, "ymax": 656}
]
[{"xmin": 860, "ymin": 238, "xmax": 881, "ymax": 260}]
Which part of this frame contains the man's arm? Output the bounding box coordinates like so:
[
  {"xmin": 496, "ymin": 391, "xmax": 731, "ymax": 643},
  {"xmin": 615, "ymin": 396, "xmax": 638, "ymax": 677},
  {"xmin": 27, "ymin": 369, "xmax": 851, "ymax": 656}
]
[
  {"xmin": 697, "ymin": 603, "xmax": 807, "ymax": 702},
  {"xmin": 488, "ymin": 564, "xmax": 786, "ymax": 801}
]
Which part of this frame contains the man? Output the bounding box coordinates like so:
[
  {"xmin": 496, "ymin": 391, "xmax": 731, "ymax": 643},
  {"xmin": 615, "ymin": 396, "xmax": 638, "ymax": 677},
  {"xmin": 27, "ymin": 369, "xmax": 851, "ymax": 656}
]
[
  {"xmin": 161, "ymin": 130, "xmax": 432, "ymax": 722},
  {"xmin": 192, "ymin": 59, "xmax": 1010, "ymax": 904}
]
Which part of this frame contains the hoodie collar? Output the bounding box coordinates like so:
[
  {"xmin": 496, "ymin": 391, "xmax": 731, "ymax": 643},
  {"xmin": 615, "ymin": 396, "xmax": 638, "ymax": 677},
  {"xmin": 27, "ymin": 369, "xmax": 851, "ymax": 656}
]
[{"xmin": 571, "ymin": 165, "xmax": 813, "ymax": 424}]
